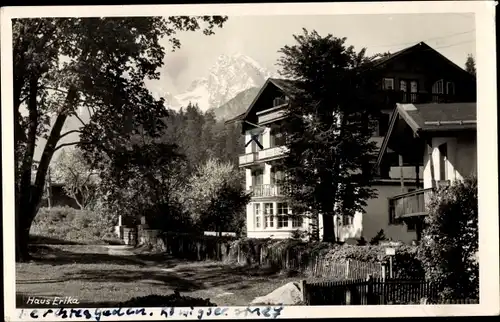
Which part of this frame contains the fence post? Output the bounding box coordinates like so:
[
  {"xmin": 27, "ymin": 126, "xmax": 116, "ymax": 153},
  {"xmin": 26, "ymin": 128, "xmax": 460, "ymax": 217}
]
[
  {"xmin": 381, "ymin": 265, "xmax": 386, "ymax": 281},
  {"xmin": 366, "ymin": 274, "xmax": 374, "ymax": 305},
  {"xmin": 300, "ymin": 280, "xmax": 307, "ymax": 304},
  {"xmin": 345, "ymin": 260, "xmax": 350, "ymax": 279}
]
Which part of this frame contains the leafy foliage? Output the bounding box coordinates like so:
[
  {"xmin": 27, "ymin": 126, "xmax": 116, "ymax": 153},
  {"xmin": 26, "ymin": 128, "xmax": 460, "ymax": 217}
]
[
  {"xmin": 184, "ymin": 159, "xmax": 251, "ymax": 235},
  {"xmin": 276, "ymin": 29, "xmax": 381, "ymax": 241},
  {"xmin": 370, "ymin": 229, "xmax": 388, "ymax": 245},
  {"xmin": 13, "ymin": 16, "xmax": 227, "ymax": 261},
  {"xmin": 417, "ymin": 176, "xmax": 478, "ymax": 300},
  {"xmin": 31, "ymin": 206, "xmax": 117, "ymax": 244},
  {"xmin": 51, "ymin": 148, "xmax": 99, "ymax": 210},
  {"xmin": 465, "ymin": 54, "xmax": 476, "ymax": 77}
]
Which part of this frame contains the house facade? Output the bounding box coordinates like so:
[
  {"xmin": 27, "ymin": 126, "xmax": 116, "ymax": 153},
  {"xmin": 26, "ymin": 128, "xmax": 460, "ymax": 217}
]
[
  {"xmin": 230, "ymin": 41, "xmax": 476, "ymax": 242},
  {"xmin": 376, "ymin": 102, "xmax": 477, "ymax": 239}
]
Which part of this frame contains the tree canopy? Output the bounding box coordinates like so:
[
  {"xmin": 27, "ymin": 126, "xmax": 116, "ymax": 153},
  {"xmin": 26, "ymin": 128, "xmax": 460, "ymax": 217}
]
[
  {"xmin": 276, "ymin": 29, "xmax": 380, "ymax": 242},
  {"xmin": 465, "ymin": 54, "xmax": 476, "ymax": 77},
  {"xmin": 13, "ymin": 16, "xmax": 227, "ymax": 261}
]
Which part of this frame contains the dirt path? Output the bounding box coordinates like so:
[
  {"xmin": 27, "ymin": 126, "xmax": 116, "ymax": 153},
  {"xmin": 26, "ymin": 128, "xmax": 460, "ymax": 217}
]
[{"xmin": 105, "ymin": 245, "xmax": 136, "ymax": 256}]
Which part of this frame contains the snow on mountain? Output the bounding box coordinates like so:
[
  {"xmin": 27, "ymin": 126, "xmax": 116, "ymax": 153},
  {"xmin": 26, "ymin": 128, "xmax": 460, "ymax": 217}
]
[{"xmin": 169, "ymin": 52, "xmax": 277, "ymax": 112}]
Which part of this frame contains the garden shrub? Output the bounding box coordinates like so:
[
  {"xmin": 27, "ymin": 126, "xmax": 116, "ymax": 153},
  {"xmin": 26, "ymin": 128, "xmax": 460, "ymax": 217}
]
[
  {"xmin": 417, "ymin": 176, "xmax": 478, "ymax": 300},
  {"xmin": 31, "ymin": 206, "xmax": 118, "ymax": 244}
]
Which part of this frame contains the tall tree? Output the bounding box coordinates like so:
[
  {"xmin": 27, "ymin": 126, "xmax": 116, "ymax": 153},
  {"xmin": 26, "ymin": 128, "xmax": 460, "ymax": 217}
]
[
  {"xmin": 184, "ymin": 158, "xmax": 251, "ymax": 236},
  {"xmin": 51, "ymin": 148, "xmax": 99, "ymax": 210},
  {"xmin": 13, "ymin": 16, "xmax": 227, "ymax": 261},
  {"xmin": 276, "ymin": 29, "xmax": 379, "ymax": 242},
  {"xmin": 417, "ymin": 177, "xmax": 478, "ymax": 300},
  {"xmin": 465, "ymin": 54, "xmax": 476, "ymax": 77}
]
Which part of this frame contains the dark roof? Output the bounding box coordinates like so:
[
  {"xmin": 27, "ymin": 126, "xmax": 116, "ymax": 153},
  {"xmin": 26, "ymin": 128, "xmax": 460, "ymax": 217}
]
[
  {"xmin": 375, "ymin": 102, "xmax": 477, "ymax": 168},
  {"xmin": 398, "ymin": 102, "xmax": 477, "ymax": 132},
  {"xmin": 225, "ymin": 77, "xmax": 299, "ymax": 125},
  {"xmin": 268, "ymin": 78, "xmax": 300, "ymax": 95}
]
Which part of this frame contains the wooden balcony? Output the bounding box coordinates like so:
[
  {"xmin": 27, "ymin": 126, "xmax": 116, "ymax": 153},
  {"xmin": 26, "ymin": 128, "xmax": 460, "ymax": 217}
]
[
  {"xmin": 378, "ymin": 90, "xmax": 462, "ymax": 106},
  {"xmin": 389, "ymin": 188, "xmax": 434, "ymax": 219},
  {"xmin": 257, "ymin": 146, "xmax": 289, "ymax": 161},
  {"xmin": 239, "ymin": 152, "xmax": 257, "ymax": 166},
  {"xmin": 257, "ymin": 108, "xmax": 287, "ymax": 125},
  {"xmin": 251, "ymin": 184, "xmax": 284, "ymax": 198}
]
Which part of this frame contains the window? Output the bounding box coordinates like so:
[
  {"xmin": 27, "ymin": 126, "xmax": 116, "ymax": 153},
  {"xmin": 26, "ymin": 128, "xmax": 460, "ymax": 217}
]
[
  {"xmin": 254, "ymin": 204, "xmax": 261, "ymax": 228},
  {"xmin": 342, "ymin": 215, "xmax": 353, "ymax": 226},
  {"xmin": 382, "ymin": 78, "xmax": 395, "ymax": 90},
  {"xmin": 277, "ymin": 203, "xmax": 289, "ymax": 228},
  {"xmin": 446, "ymin": 82, "xmax": 455, "ymax": 95},
  {"xmin": 292, "ymin": 216, "xmax": 303, "ymax": 228},
  {"xmin": 406, "ymin": 220, "xmax": 416, "ymax": 231},
  {"xmin": 270, "ymin": 167, "xmax": 284, "ymax": 185},
  {"xmin": 410, "ymin": 81, "xmax": 418, "ymax": 93},
  {"xmin": 399, "ymin": 80, "xmax": 407, "ymax": 92},
  {"xmin": 432, "ymin": 79, "xmax": 444, "ymax": 94},
  {"xmin": 252, "ymin": 169, "xmax": 264, "ymax": 186},
  {"xmin": 264, "ymin": 203, "xmax": 274, "ymax": 228}
]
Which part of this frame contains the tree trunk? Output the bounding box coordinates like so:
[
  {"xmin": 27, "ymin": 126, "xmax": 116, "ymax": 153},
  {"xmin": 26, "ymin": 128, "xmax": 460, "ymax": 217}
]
[
  {"xmin": 322, "ymin": 214, "xmax": 336, "ymax": 243},
  {"xmin": 15, "ymin": 87, "xmax": 77, "ymax": 262}
]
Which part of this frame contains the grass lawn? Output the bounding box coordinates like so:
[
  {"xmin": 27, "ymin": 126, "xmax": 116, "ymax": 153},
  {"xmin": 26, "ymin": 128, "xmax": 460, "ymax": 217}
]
[{"xmin": 16, "ymin": 243, "xmax": 302, "ymax": 308}]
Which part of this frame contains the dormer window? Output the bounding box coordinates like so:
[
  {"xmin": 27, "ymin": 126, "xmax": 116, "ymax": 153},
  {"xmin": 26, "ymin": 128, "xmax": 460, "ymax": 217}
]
[
  {"xmin": 273, "ymin": 96, "xmax": 287, "ymax": 107},
  {"xmin": 382, "ymin": 78, "xmax": 395, "ymax": 90}
]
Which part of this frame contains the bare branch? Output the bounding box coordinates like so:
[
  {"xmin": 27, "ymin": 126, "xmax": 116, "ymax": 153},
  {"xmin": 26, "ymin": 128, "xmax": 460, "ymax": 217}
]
[
  {"xmin": 74, "ymin": 113, "xmax": 87, "ymax": 127},
  {"xmin": 59, "ymin": 129, "xmax": 83, "ymax": 140},
  {"xmin": 43, "ymin": 86, "xmax": 69, "ymax": 95},
  {"xmin": 54, "ymin": 141, "xmax": 79, "ymax": 152}
]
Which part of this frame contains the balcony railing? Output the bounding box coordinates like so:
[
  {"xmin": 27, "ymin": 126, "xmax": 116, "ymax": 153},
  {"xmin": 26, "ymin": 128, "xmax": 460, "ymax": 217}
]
[
  {"xmin": 378, "ymin": 90, "xmax": 461, "ymax": 106},
  {"xmin": 239, "ymin": 152, "xmax": 257, "ymax": 166},
  {"xmin": 258, "ymin": 146, "xmax": 289, "ymax": 161},
  {"xmin": 389, "ymin": 188, "xmax": 434, "ymax": 219},
  {"xmin": 258, "ymin": 109, "xmax": 287, "ymax": 125},
  {"xmin": 250, "ymin": 184, "xmax": 284, "ymax": 198}
]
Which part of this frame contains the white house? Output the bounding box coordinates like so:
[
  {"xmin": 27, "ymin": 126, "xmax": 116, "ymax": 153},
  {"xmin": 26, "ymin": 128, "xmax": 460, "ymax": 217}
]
[{"xmin": 376, "ymin": 102, "xmax": 477, "ymax": 239}]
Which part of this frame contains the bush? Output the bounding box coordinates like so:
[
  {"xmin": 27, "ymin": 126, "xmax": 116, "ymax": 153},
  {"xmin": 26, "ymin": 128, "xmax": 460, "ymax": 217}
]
[
  {"xmin": 31, "ymin": 206, "xmax": 119, "ymax": 244},
  {"xmin": 369, "ymin": 229, "xmax": 388, "ymax": 245},
  {"xmin": 417, "ymin": 176, "xmax": 478, "ymax": 300}
]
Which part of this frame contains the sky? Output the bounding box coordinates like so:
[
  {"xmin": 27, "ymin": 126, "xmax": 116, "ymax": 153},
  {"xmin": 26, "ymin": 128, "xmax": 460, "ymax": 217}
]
[{"xmin": 151, "ymin": 13, "xmax": 476, "ymax": 94}]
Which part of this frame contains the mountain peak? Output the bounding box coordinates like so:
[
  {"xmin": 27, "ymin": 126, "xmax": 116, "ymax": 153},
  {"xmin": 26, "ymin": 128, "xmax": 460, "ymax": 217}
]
[{"xmin": 172, "ymin": 53, "xmax": 276, "ymax": 112}]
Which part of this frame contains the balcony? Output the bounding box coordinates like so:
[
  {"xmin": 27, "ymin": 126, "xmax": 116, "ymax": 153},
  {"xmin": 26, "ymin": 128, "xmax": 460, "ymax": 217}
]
[
  {"xmin": 378, "ymin": 90, "xmax": 461, "ymax": 106},
  {"xmin": 239, "ymin": 152, "xmax": 257, "ymax": 166},
  {"xmin": 388, "ymin": 166, "xmax": 424, "ymax": 180},
  {"xmin": 250, "ymin": 184, "xmax": 284, "ymax": 198},
  {"xmin": 258, "ymin": 146, "xmax": 289, "ymax": 161},
  {"xmin": 389, "ymin": 188, "xmax": 434, "ymax": 219}
]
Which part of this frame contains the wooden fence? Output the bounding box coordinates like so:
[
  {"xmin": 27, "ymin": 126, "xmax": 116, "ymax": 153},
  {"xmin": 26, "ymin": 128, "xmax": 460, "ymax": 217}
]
[
  {"xmin": 302, "ymin": 276, "xmax": 478, "ymax": 305},
  {"xmin": 157, "ymin": 232, "xmax": 383, "ymax": 281}
]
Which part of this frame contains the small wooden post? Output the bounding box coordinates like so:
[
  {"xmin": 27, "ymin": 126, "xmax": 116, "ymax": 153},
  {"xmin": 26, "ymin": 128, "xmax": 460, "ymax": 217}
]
[
  {"xmin": 345, "ymin": 260, "xmax": 350, "ymax": 279},
  {"xmin": 300, "ymin": 280, "xmax": 307, "ymax": 304},
  {"xmin": 389, "ymin": 256, "xmax": 393, "ymax": 279},
  {"xmin": 366, "ymin": 274, "xmax": 374, "ymax": 305},
  {"xmin": 382, "ymin": 264, "xmax": 386, "ymax": 281}
]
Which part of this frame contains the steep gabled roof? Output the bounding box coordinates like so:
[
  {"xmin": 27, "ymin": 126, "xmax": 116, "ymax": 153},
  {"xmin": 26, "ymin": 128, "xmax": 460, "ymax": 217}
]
[
  {"xmin": 371, "ymin": 41, "xmax": 475, "ymax": 79},
  {"xmin": 376, "ymin": 102, "xmax": 477, "ymax": 167},
  {"xmin": 225, "ymin": 78, "xmax": 298, "ymax": 125}
]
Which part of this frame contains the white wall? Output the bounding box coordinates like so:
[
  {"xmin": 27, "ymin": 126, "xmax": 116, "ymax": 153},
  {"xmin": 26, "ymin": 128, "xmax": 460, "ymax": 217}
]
[
  {"xmin": 362, "ymin": 184, "xmax": 418, "ymax": 244},
  {"xmin": 423, "ymin": 135, "xmax": 477, "ymax": 188}
]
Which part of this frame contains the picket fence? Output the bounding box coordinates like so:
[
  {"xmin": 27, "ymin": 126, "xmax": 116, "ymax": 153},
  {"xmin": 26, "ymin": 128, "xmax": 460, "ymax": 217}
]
[
  {"xmin": 155, "ymin": 232, "xmax": 383, "ymax": 280},
  {"xmin": 302, "ymin": 276, "xmax": 479, "ymax": 305}
]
